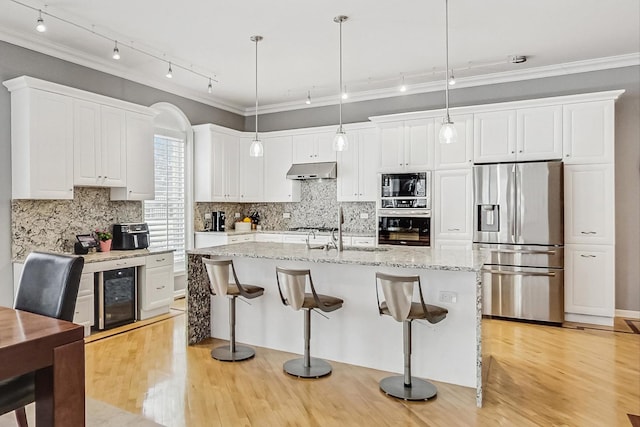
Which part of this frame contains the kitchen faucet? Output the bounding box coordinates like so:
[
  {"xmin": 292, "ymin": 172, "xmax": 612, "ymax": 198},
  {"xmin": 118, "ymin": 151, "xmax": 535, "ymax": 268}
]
[
  {"xmin": 305, "ymin": 230, "xmax": 316, "ymax": 250},
  {"xmin": 331, "ymin": 206, "xmax": 344, "ymax": 252}
]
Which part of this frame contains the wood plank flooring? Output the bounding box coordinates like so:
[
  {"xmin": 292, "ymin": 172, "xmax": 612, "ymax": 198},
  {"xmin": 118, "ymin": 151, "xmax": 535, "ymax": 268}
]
[{"xmin": 84, "ymin": 313, "xmax": 640, "ymax": 426}]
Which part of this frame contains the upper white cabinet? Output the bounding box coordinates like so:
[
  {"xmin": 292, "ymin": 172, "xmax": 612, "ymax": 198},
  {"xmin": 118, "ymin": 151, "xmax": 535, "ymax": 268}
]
[
  {"xmin": 239, "ymin": 137, "xmax": 264, "ymax": 202},
  {"xmin": 434, "ymin": 114, "xmax": 474, "ymax": 169},
  {"xmin": 563, "ymin": 100, "xmax": 615, "ymax": 164},
  {"xmin": 564, "ymin": 164, "xmax": 614, "ymax": 245},
  {"xmin": 73, "ymin": 101, "xmax": 127, "ymax": 187},
  {"xmin": 337, "ymin": 127, "xmax": 380, "ymax": 202},
  {"xmin": 433, "ymin": 169, "xmax": 473, "ymax": 241},
  {"xmin": 111, "ymin": 112, "xmax": 155, "ymax": 200},
  {"xmin": 263, "ymin": 136, "xmax": 301, "ymax": 202},
  {"xmin": 193, "ymin": 126, "xmax": 240, "ymax": 202},
  {"xmin": 379, "ymin": 119, "xmax": 434, "ymax": 171},
  {"xmin": 474, "ymin": 106, "xmax": 562, "ymax": 163},
  {"xmin": 292, "ymin": 132, "xmax": 336, "ymax": 164},
  {"xmin": 5, "ymin": 85, "xmax": 74, "ymax": 199}
]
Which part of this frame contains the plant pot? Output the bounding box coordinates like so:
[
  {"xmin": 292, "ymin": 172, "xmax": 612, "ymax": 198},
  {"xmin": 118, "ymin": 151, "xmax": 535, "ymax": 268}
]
[{"xmin": 99, "ymin": 239, "xmax": 112, "ymax": 252}]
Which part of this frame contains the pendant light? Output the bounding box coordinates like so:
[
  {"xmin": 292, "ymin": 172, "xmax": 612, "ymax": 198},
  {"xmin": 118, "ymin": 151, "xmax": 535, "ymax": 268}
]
[
  {"xmin": 249, "ymin": 35, "xmax": 264, "ymax": 157},
  {"xmin": 35, "ymin": 10, "xmax": 46, "ymax": 32},
  {"xmin": 439, "ymin": 0, "xmax": 458, "ymax": 144},
  {"xmin": 333, "ymin": 15, "xmax": 348, "ymax": 152}
]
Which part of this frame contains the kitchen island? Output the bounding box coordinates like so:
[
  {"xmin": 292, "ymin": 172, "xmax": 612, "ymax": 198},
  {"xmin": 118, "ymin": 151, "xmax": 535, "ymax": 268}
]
[{"xmin": 187, "ymin": 243, "xmax": 485, "ymax": 406}]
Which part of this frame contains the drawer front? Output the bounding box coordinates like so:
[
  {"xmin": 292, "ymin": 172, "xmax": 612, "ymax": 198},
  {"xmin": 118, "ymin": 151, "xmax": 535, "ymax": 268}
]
[
  {"xmin": 143, "ymin": 264, "xmax": 173, "ymax": 311},
  {"xmin": 85, "ymin": 256, "xmax": 146, "ymax": 273},
  {"xmin": 228, "ymin": 234, "xmax": 254, "ymax": 244},
  {"xmin": 351, "ymin": 237, "xmax": 375, "ymax": 247},
  {"xmin": 147, "ymin": 252, "xmax": 174, "ymax": 268},
  {"xmin": 73, "ymin": 294, "xmax": 94, "ymax": 326}
]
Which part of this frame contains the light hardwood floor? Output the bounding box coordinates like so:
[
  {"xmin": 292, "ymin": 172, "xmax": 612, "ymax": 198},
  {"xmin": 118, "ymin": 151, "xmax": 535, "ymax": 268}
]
[{"xmin": 85, "ymin": 313, "xmax": 639, "ymax": 426}]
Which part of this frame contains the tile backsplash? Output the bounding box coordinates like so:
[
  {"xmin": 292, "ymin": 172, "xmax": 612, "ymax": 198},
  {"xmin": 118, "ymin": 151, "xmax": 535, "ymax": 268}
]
[
  {"xmin": 194, "ymin": 180, "xmax": 376, "ymax": 233},
  {"xmin": 11, "ymin": 187, "xmax": 142, "ymax": 260}
]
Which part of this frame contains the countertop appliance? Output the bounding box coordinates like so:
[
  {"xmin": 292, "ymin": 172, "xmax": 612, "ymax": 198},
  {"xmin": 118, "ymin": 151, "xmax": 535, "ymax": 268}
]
[
  {"xmin": 473, "ymin": 160, "xmax": 564, "ymax": 324},
  {"xmin": 112, "ymin": 223, "xmax": 150, "ymax": 250}
]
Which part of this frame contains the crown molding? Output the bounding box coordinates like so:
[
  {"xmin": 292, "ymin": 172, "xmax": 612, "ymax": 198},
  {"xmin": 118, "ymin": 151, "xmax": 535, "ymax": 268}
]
[{"xmin": 0, "ymin": 28, "xmax": 247, "ymax": 115}]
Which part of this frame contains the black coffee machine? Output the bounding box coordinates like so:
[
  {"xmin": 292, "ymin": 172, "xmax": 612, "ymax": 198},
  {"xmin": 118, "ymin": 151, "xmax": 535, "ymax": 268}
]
[
  {"xmin": 211, "ymin": 211, "xmax": 225, "ymax": 232},
  {"xmin": 112, "ymin": 223, "xmax": 150, "ymax": 250}
]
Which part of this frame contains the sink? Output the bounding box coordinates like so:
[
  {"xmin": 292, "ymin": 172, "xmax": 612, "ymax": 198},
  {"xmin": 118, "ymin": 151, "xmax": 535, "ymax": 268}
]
[{"xmin": 343, "ymin": 246, "xmax": 389, "ymax": 252}]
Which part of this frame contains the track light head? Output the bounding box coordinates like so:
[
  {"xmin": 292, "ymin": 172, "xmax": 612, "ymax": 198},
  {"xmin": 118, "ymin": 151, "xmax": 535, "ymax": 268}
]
[
  {"xmin": 448, "ymin": 72, "xmax": 456, "ymax": 86},
  {"xmin": 305, "ymin": 91, "xmax": 311, "ymax": 105},
  {"xmin": 510, "ymin": 55, "xmax": 527, "ymax": 64},
  {"xmin": 166, "ymin": 63, "xmax": 173, "ymax": 78},
  {"xmin": 207, "ymin": 78, "xmax": 213, "ymax": 94},
  {"xmin": 112, "ymin": 42, "xmax": 120, "ymax": 60},
  {"xmin": 35, "ymin": 10, "xmax": 46, "ymax": 32}
]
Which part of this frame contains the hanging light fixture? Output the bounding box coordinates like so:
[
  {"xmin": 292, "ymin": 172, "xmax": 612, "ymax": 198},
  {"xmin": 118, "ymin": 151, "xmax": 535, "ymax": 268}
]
[
  {"xmin": 305, "ymin": 90, "xmax": 312, "ymax": 105},
  {"xmin": 439, "ymin": 0, "xmax": 458, "ymax": 144},
  {"xmin": 112, "ymin": 41, "xmax": 120, "ymax": 60},
  {"xmin": 35, "ymin": 10, "xmax": 46, "ymax": 32},
  {"xmin": 166, "ymin": 62, "xmax": 173, "ymax": 78},
  {"xmin": 333, "ymin": 15, "xmax": 348, "ymax": 152},
  {"xmin": 249, "ymin": 35, "xmax": 264, "ymax": 157}
]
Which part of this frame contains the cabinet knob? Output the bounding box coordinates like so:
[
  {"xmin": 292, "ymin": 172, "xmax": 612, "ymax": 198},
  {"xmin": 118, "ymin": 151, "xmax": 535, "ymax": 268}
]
[
  {"xmin": 565, "ymin": 154, "xmax": 570, "ymax": 157},
  {"xmin": 354, "ymin": 193, "xmax": 357, "ymax": 196},
  {"xmin": 399, "ymin": 163, "xmax": 403, "ymax": 166},
  {"xmin": 511, "ymin": 151, "xmax": 515, "ymax": 154},
  {"xmin": 519, "ymin": 150, "xmax": 523, "ymax": 153}
]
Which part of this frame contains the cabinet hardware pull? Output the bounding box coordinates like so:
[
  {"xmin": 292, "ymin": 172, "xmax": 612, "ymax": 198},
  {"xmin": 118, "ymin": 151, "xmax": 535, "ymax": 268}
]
[
  {"xmin": 156, "ymin": 258, "xmax": 165, "ymax": 262},
  {"xmin": 488, "ymin": 248, "xmax": 557, "ymax": 255},
  {"xmin": 484, "ymin": 269, "xmax": 556, "ymax": 277},
  {"xmin": 580, "ymin": 254, "xmax": 597, "ymax": 258},
  {"xmin": 156, "ymin": 286, "xmax": 165, "ymax": 290},
  {"xmin": 447, "ymin": 228, "xmax": 460, "ymax": 231},
  {"xmin": 580, "ymin": 231, "xmax": 597, "ymax": 234}
]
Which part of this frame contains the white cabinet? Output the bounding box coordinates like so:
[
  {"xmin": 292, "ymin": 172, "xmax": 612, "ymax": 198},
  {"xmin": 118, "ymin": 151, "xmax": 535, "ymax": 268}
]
[
  {"xmin": 263, "ymin": 136, "xmax": 301, "ymax": 202},
  {"xmin": 349, "ymin": 236, "xmax": 375, "ymax": 247},
  {"xmin": 73, "ymin": 272, "xmax": 95, "ymax": 336},
  {"xmin": 228, "ymin": 234, "xmax": 255, "ymax": 244},
  {"xmin": 433, "ymin": 169, "xmax": 473, "ymax": 241},
  {"xmin": 193, "ymin": 127, "xmax": 240, "ymax": 202},
  {"xmin": 434, "ymin": 114, "xmax": 474, "ymax": 169},
  {"xmin": 255, "ymin": 233, "xmax": 283, "ymax": 243},
  {"xmin": 565, "ymin": 244, "xmax": 614, "ymax": 321},
  {"xmin": 379, "ymin": 119, "xmax": 434, "ymax": 171},
  {"xmin": 292, "ymin": 132, "xmax": 336, "ymax": 163},
  {"xmin": 111, "ymin": 112, "xmax": 155, "ymax": 200},
  {"xmin": 238, "ymin": 137, "xmax": 264, "ymax": 202},
  {"xmin": 282, "ymin": 234, "xmax": 330, "ymax": 245},
  {"xmin": 564, "ymin": 164, "xmax": 614, "ymax": 245},
  {"xmin": 6, "ymin": 87, "xmax": 74, "ymax": 199},
  {"xmin": 139, "ymin": 252, "xmax": 174, "ymax": 320},
  {"xmin": 563, "ymin": 100, "xmax": 615, "ymax": 164},
  {"xmin": 474, "ymin": 106, "xmax": 562, "ymax": 163},
  {"xmin": 337, "ymin": 128, "xmax": 380, "ymax": 202},
  {"xmin": 194, "ymin": 232, "xmax": 255, "ymax": 248},
  {"xmin": 73, "ymin": 100, "xmax": 127, "ymax": 187}
]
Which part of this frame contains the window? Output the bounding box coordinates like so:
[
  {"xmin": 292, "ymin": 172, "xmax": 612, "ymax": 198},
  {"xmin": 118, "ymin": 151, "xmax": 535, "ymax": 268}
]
[{"xmin": 144, "ymin": 135, "xmax": 186, "ymax": 272}]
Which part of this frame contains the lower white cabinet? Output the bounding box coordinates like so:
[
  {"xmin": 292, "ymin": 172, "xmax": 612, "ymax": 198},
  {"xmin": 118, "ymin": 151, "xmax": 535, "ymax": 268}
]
[
  {"xmin": 73, "ymin": 272, "xmax": 95, "ymax": 336},
  {"xmin": 194, "ymin": 232, "xmax": 255, "ymax": 248},
  {"xmin": 349, "ymin": 236, "xmax": 375, "ymax": 247},
  {"xmin": 139, "ymin": 252, "xmax": 174, "ymax": 320},
  {"xmin": 254, "ymin": 233, "xmax": 284, "ymax": 243},
  {"xmin": 564, "ymin": 244, "xmax": 614, "ymax": 324}
]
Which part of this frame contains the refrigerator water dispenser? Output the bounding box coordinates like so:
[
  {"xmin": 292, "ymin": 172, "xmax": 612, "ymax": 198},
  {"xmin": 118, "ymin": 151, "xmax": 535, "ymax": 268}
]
[{"xmin": 478, "ymin": 205, "xmax": 500, "ymax": 232}]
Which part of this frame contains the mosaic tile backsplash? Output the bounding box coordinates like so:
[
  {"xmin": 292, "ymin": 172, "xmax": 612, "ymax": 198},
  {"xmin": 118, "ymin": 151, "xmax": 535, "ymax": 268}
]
[
  {"xmin": 194, "ymin": 180, "xmax": 376, "ymax": 233},
  {"xmin": 12, "ymin": 187, "xmax": 143, "ymax": 260}
]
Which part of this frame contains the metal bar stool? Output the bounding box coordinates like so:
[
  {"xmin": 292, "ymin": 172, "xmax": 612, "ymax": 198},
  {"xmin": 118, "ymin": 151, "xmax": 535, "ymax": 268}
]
[
  {"xmin": 275, "ymin": 267, "xmax": 343, "ymax": 378},
  {"xmin": 375, "ymin": 272, "xmax": 448, "ymax": 400},
  {"xmin": 202, "ymin": 258, "xmax": 264, "ymax": 361}
]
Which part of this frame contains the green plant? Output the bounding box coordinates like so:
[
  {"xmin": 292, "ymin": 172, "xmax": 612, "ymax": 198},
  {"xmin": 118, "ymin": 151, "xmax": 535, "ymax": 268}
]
[{"xmin": 95, "ymin": 228, "xmax": 112, "ymax": 242}]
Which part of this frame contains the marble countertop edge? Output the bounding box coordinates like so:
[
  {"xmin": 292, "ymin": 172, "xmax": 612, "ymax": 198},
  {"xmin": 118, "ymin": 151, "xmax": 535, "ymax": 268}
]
[{"xmin": 12, "ymin": 248, "xmax": 175, "ymax": 264}]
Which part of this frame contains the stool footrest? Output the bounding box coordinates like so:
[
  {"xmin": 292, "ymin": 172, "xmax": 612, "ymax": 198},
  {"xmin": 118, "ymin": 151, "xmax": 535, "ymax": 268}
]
[
  {"xmin": 379, "ymin": 376, "xmax": 437, "ymax": 401},
  {"xmin": 284, "ymin": 357, "xmax": 332, "ymax": 378},
  {"xmin": 211, "ymin": 345, "xmax": 256, "ymax": 362}
]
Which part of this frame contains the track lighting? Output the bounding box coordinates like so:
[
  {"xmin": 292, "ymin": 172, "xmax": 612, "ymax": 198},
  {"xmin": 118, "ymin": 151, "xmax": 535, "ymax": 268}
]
[
  {"xmin": 207, "ymin": 78, "xmax": 213, "ymax": 94},
  {"xmin": 448, "ymin": 71, "xmax": 456, "ymax": 86},
  {"xmin": 333, "ymin": 15, "xmax": 349, "ymax": 152},
  {"xmin": 399, "ymin": 75, "xmax": 407, "ymax": 92},
  {"xmin": 166, "ymin": 62, "xmax": 173, "ymax": 79},
  {"xmin": 112, "ymin": 41, "xmax": 120, "ymax": 60},
  {"xmin": 35, "ymin": 10, "xmax": 46, "ymax": 32},
  {"xmin": 305, "ymin": 91, "xmax": 311, "ymax": 105},
  {"xmin": 249, "ymin": 35, "xmax": 264, "ymax": 157},
  {"xmin": 341, "ymin": 86, "xmax": 348, "ymax": 100},
  {"xmin": 510, "ymin": 55, "xmax": 527, "ymax": 64}
]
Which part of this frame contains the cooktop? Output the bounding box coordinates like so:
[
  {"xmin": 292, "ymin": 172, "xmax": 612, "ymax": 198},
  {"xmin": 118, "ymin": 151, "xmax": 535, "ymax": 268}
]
[{"xmin": 288, "ymin": 227, "xmax": 335, "ymax": 233}]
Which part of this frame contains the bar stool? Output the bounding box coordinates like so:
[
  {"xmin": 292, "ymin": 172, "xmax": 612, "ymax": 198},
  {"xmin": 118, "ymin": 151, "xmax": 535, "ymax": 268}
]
[
  {"xmin": 202, "ymin": 258, "xmax": 264, "ymax": 361},
  {"xmin": 275, "ymin": 267, "xmax": 343, "ymax": 378},
  {"xmin": 375, "ymin": 272, "xmax": 448, "ymax": 401}
]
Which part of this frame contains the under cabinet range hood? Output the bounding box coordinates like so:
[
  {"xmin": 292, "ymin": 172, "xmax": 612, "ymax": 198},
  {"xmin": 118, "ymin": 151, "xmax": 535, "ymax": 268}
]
[{"xmin": 286, "ymin": 162, "xmax": 337, "ymax": 180}]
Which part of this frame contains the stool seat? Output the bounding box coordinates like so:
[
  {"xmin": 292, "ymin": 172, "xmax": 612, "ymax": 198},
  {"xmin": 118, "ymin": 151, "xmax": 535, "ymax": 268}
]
[
  {"xmin": 301, "ymin": 293, "xmax": 343, "ymax": 310},
  {"xmin": 224, "ymin": 284, "xmax": 264, "ymax": 298},
  {"xmin": 379, "ymin": 301, "xmax": 447, "ymax": 322}
]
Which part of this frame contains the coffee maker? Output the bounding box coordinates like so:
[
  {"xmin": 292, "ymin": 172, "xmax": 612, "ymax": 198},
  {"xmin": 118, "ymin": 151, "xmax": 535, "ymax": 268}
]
[{"xmin": 210, "ymin": 211, "xmax": 225, "ymax": 232}]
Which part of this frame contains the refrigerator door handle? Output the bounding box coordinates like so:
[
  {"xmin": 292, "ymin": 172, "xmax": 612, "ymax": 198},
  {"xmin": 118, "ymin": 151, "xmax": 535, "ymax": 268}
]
[
  {"xmin": 516, "ymin": 164, "xmax": 523, "ymax": 242},
  {"xmin": 488, "ymin": 248, "xmax": 557, "ymax": 255},
  {"xmin": 506, "ymin": 164, "xmax": 516, "ymax": 242},
  {"xmin": 484, "ymin": 269, "xmax": 557, "ymax": 278}
]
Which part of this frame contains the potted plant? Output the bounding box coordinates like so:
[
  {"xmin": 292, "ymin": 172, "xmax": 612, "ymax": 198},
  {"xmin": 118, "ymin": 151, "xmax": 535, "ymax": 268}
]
[{"xmin": 95, "ymin": 228, "xmax": 113, "ymax": 252}]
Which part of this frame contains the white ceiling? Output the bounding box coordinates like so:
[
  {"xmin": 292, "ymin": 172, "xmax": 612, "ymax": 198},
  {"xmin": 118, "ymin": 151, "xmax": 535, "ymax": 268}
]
[{"xmin": 1, "ymin": 0, "xmax": 639, "ymax": 115}]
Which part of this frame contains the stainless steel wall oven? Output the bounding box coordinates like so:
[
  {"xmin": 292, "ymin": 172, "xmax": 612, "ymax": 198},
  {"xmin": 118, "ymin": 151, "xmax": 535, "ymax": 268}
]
[
  {"xmin": 378, "ymin": 215, "xmax": 431, "ymax": 246},
  {"xmin": 95, "ymin": 267, "xmax": 137, "ymax": 330}
]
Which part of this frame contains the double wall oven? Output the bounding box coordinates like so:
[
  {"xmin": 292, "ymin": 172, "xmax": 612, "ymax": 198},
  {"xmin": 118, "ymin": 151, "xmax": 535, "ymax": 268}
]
[{"xmin": 378, "ymin": 172, "xmax": 431, "ymax": 246}]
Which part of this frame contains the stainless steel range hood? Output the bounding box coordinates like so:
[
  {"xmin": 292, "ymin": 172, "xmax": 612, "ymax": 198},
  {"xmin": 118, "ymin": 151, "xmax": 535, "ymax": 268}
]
[{"xmin": 286, "ymin": 162, "xmax": 337, "ymax": 180}]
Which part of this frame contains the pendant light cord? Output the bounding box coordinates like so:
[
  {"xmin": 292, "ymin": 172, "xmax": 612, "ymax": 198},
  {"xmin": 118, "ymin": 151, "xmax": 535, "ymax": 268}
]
[
  {"xmin": 444, "ymin": 0, "xmax": 451, "ymax": 122},
  {"xmin": 255, "ymin": 37, "xmax": 259, "ymax": 141},
  {"xmin": 338, "ymin": 18, "xmax": 343, "ymax": 131}
]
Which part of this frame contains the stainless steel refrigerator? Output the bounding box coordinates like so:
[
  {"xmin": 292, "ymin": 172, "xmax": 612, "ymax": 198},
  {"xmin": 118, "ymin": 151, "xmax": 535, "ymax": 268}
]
[{"xmin": 473, "ymin": 161, "xmax": 564, "ymax": 323}]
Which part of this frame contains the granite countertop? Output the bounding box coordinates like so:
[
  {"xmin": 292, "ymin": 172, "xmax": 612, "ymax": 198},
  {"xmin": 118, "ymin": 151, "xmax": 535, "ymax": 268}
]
[
  {"xmin": 188, "ymin": 242, "xmax": 485, "ymax": 272},
  {"xmin": 194, "ymin": 229, "xmax": 376, "ymax": 237},
  {"xmin": 13, "ymin": 248, "xmax": 174, "ymax": 264}
]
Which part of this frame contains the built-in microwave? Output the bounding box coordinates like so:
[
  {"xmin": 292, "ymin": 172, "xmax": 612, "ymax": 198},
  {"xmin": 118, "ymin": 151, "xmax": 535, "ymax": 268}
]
[
  {"xmin": 380, "ymin": 172, "xmax": 431, "ymax": 213},
  {"xmin": 378, "ymin": 215, "xmax": 431, "ymax": 246}
]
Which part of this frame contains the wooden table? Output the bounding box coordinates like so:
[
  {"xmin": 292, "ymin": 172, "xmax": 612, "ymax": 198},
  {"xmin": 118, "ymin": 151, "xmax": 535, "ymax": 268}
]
[{"xmin": 0, "ymin": 306, "xmax": 85, "ymax": 426}]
